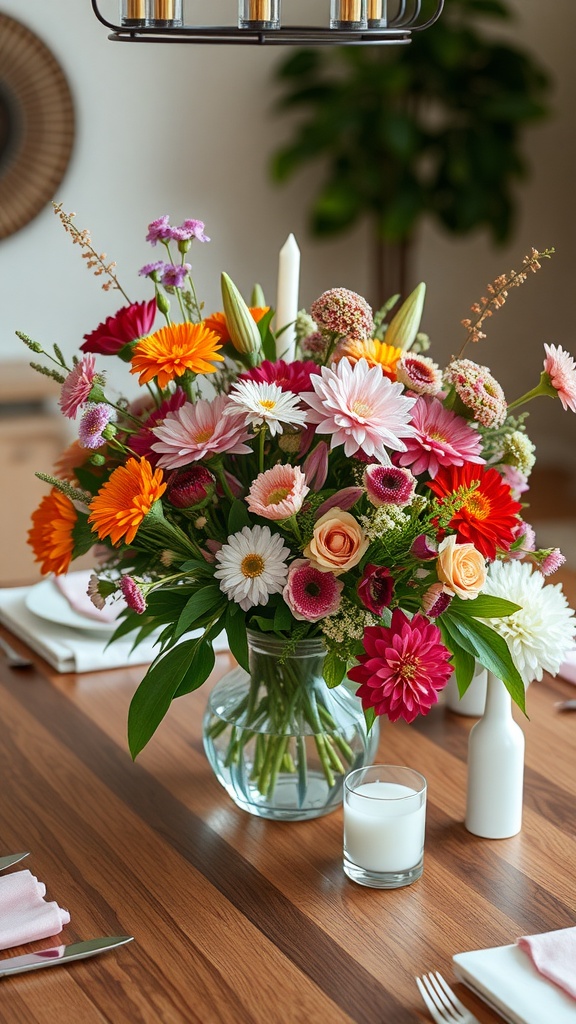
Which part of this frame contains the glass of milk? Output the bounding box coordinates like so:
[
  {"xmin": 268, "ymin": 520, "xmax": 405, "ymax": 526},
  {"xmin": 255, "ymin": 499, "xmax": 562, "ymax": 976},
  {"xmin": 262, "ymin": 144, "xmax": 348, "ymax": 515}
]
[{"xmin": 343, "ymin": 765, "xmax": 427, "ymax": 888}]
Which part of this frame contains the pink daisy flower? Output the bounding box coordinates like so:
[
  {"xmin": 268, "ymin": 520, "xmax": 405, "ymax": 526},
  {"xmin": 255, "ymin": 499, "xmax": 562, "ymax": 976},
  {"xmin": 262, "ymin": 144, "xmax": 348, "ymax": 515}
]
[
  {"xmin": 302, "ymin": 358, "xmax": 416, "ymax": 463},
  {"xmin": 151, "ymin": 394, "xmax": 253, "ymax": 469},
  {"xmin": 396, "ymin": 395, "xmax": 485, "ymax": 478},
  {"xmin": 543, "ymin": 344, "xmax": 576, "ymax": 412},
  {"xmin": 247, "ymin": 464, "xmax": 309, "ymax": 521},
  {"xmin": 239, "ymin": 359, "xmax": 321, "ymax": 393},
  {"xmin": 310, "ymin": 288, "xmax": 374, "ymax": 341},
  {"xmin": 347, "ymin": 609, "xmax": 453, "ymax": 724},
  {"xmin": 59, "ymin": 355, "xmax": 100, "ymax": 419},
  {"xmin": 364, "ymin": 465, "xmax": 416, "ymax": 507},
  {"xmin": 282, "ymin": 559, "xmax": 343, "ymax": 622}
]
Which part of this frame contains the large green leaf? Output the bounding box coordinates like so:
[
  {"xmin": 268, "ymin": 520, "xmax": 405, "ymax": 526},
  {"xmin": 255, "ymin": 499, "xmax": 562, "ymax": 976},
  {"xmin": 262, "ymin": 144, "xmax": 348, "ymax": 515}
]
[
  {"xmin": 445, "ymin": 615, "xmax": 526, "ymax": 714},
  {"xmin": 439, "ymin": 618, "xmax": 475, "ymax": 696},
  {"xmin": 225, "ymin": 603, "xmax": 249, "ymax": 671},
  {"xmin": 174, "ymin": 585, "xmax": 223, "ymax": 640},
  {"xmin": 227, "ymin": 499, "xmax": 251, "ymax": 535},
  {"xmin": 450, "ymin": 595, "xmax": 521, "ymax": 618},
  {"xmin": 323, "ymin": 649, "xmax": 347, "ymax": 689}
]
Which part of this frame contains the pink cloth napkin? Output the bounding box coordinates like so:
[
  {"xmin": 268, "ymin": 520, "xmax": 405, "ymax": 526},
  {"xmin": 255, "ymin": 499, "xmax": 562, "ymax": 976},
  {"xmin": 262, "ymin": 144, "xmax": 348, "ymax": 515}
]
[
  {"xmin": 0, "ymin": 870, "xmax": 70, "ymax": 950},
  {"xmin": 558, "ymin": 649, "xmax": 576, "ymax": 686},
  {"xmin": 517, "ymin": 926, "xmax": 576, "ymax": 1000},
  {"xmin": 54, "ymin": 571, "xmax": 123, "ymax": 624}
]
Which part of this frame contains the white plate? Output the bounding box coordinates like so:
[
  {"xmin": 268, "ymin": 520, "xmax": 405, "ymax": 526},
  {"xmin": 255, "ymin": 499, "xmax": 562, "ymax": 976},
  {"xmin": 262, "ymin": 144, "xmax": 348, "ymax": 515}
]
[{"xmin": 25, "ymin": 579, "xmax": 122, "ymax": 634}]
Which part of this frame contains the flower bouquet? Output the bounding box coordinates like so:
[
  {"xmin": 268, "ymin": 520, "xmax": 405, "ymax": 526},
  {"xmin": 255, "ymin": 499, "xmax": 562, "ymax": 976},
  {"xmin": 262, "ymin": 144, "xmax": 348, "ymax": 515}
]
[{"xmin": 20, "ymin": 207, "xmax": 576, "ymax": 816}]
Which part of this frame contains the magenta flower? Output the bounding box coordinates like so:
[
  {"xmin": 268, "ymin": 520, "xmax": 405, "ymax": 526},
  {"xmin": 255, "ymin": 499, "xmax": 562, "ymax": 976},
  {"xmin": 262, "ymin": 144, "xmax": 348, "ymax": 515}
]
[
  {"xmin": 396, "ymin": 396, "xmax": 485, "ymax": 478},
  {"xmin": 310, "ymin": 288, "xmax": 374, "ymax": 341},
  {"xmin": 421, "ymin": 583, "xmax": 453, "ymax": 618},
  {"xmin": 165, "ymin": 466, "xmax": 216, "ymax": 509},
  {"xmin": 240, "ymin": 359, "xmax": 321, "ymax": 394},
  {"xmin": 139, "ymin": 261, "xmax": 165, "ymax": 279},
  {"xmin": 78, "ymin": 403, "xmax": 113, "ymax": 449},
  {"xmin": 146, "ymin": 216, "xmax": 173, "ymax": 245},
  {"xmin": 303, "ymin": 358, "xmax": 416, "ymax": 463},
  {"xmin": 247, "ymin": 464, "xmax": 309, "ymax": 521},
  {"xmin": 410, "ymin": 534, "xmax": 438, "ymax": 560},
  {"xmin": 364, "ymin": 465, "xmax": 416, "ymax": 507},
  {"xmin": 543, "ymin": 344, "xmax": 576, "ymax": 413},
  {"xmin": 81, "ymin": 299, "xmax": 157, "ymax": 355},
  {"xmin": 130, "ymin": 389, "xmax": 187, "ymax": 466},
  {"xmin": 171, "ymin": 219, "xmax": 210, "ymax": 243},
  {"xmin": 357, "ymin": 564, "xmax": 394, "ymax": 616},
  {"xmin": 119, "ymin": 576, "xmax": 147, "ymax": 614},
  {"xmin": 161, "ymin": 264, "xmax": 191, "ymax": 289},
  {"xmin": 59, "ymin": 355, "xmax": 99, "ymax": 419},
  {"xmin": 152, "ymin": 394, "xmax": 253, "ymax": 469},
  {"xmin": 282, "ymin": 559, "xmax": 343, "ymax": 622},
  {"xmin": 348, "ymin": 609, "xmax": 453, "ymax": 723}
]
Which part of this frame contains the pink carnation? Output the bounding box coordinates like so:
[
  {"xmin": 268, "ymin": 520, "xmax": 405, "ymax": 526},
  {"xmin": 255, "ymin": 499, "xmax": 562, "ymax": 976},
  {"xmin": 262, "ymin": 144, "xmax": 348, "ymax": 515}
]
[
  {"xmin": 59, "ymin": 355, "xmax": 99, "ymax": 419},
  {"xmin": 81, "ymin": 300, "xmax": 157, "ymax": 355},
  {"xmin": 348, "ymin": 609, "xmax": 453, "ymax": 723},
  {"xmin": 396, "ymin": 396, "xmax": 485, "ymax": 478},
  {"xmin": 247, "ymin": 464, "xmax": 309, "ymax": 521},
  {"xmin": 282, "ymin": 559, "xmax": 343, "ymax": 622}
]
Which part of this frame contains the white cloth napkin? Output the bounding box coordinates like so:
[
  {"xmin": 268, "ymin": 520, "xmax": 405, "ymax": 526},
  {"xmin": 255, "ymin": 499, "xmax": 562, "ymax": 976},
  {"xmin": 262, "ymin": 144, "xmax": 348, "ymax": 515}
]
[
  {"xmin": 0, "ymin": 870, "xmax": 70, "ymax": 950},
  {"xmin": 0, "ymin": 585, "xmax": 229, "ymax": 673}
]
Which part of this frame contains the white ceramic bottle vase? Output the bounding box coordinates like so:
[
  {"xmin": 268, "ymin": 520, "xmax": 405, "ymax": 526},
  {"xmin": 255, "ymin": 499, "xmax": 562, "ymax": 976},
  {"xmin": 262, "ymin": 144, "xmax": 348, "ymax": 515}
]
[
  {"xmin": 445, "ymin": 661, "xmax": 487, "ymax": 716},
  {"xmin": 465, "ymin": 671, "xmax": 525, "ymax": 839}
]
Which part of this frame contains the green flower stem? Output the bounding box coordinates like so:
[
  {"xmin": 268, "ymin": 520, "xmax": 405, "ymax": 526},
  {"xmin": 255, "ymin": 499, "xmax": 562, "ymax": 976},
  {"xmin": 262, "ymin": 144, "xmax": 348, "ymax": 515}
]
[
  {"xmin": 507, "ymin": 372, "xmax": 558, "ymax": 410},
  {"xmin": 258, "ymin": 426, "xmax": 266, "ymax": 475}
]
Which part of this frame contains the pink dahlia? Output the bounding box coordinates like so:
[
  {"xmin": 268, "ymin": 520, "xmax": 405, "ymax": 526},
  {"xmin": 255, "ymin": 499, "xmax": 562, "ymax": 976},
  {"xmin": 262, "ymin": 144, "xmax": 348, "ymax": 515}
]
[
  {"xmin": 396, "ymin": 396, "xmax": 485, "ymax": 478},
  {"xmin": 347, "ymin": 609, "xmax": 453, "ymax": 724},
  {"xmin": 247, "ymin": 464, "xmax": 309, "ymax": 521},
  {"xmin": 59, "ymin": 355, "xmax": 100, "ymax": 419},
  {"xmin": 310, "ymin": 288, "xmax": 374, "ymax": 341},
  {"xmin": 302, "ymin": 358, "xmax": 416, "ymax": 463},
  {"xmin": 282, "ymin": 559, "xmax": 343, "ymax": 622},
  {"xmin": 543, "ymin": 344, "xmax": 576, "ymax": 412},
  {"xmin": 130, "ymin": 389, "xmax": 188, "ymax": 466},
  {"xmin": 81, "ymin": 300, "xmax": 157, "ymax": 355},
  {"xmin": 357, "ymin": 564, "xmax": 394, "ymax": 616},
  {"xmin": 151, "ymin": 393, "xmax": 253, "ymax": 469},
  {"xmin": 239, "ymin": 359, "xmax": 321, "ymax": 393},
  {"xmin": 364, "ymin": 465, "xmax": 416, "ymax": 507}
]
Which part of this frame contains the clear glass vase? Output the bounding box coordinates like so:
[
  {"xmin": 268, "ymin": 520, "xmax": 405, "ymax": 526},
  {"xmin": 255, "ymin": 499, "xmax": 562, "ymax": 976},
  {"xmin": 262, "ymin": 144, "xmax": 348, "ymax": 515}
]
[{"xmin": 203, "ymin": 631, "xmax": 379, "ymax": 821}]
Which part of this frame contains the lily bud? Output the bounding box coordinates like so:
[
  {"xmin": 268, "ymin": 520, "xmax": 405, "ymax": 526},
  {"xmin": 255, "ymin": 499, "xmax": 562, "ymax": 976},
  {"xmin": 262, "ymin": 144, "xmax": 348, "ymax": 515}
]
[
  {"xmin": 251, "ymin": 282, "xmax": 266, "ymax": 307},
  {"xmin": 303, "ymin": 441, "xmax": 329, "ymax": 490},
  {"xmin": 221, "ymin": 272, "xmax": 262, "ymax": 366},
  {"xmin": 386, "ymin": 283, "xmax": 426, "ymax": 352}
]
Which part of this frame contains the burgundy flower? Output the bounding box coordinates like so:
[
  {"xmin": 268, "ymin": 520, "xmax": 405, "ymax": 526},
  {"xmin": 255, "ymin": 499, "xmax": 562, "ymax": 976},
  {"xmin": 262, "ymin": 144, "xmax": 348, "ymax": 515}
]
[
  {"xmin": 130, "ymin": 389, "xmax": 187, "ymax": 465},
  {"xmin": 239, "ymin": 359, "xmax": 321, "ymax": 393},
  {"xmin": 81, "ymin": 299, "xmax": 157, "ymax": 356},
  {"xmin": 119, "ymin": 576, "xmax": 147, "ymax": 614},
  {"xmin": 357, "ymin": 564, "xmax": 394, "ymax": 616},
  {"xmin": 165, "ymin": 466, "xmax": 216, "ymax": 510}
]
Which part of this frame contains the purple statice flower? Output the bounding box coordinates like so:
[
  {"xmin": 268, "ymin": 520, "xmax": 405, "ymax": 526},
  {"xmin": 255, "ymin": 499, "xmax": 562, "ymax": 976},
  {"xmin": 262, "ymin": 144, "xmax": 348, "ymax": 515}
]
[
  {"xmin": 171, "ymin": 219, "xmax": 210, "ymax": 243},
  {"xmin": 161, "ymin": 264, "xmax": 191, "ymax": 289},
  {"xmin": 139, "ymin": 261, "xmax": 166, "ymax": 279},
  {"xmin": 78, "ymin": 403, "xmax": 113, "ymax": 449},
  {"xmin": 146, "ymin": 216, "xmax": 172, "ymax": 246},
  {"xmin": 119, "ymin": 575, "xmax": 147, "ymax": 614}
]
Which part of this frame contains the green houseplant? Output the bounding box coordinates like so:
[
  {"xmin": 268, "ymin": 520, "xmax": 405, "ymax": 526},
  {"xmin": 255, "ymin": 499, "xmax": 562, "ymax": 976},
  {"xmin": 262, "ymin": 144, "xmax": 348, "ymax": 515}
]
[{"xmin": 270, "ymin": 0, "xmax": 551, "ymax": 305}]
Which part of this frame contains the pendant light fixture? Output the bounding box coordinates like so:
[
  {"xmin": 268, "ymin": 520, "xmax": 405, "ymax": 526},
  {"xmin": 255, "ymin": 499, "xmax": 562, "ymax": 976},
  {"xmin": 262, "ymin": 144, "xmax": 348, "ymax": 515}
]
[{"xmin": 92, "ymin": 0, "xmax": 444, "ymax": 45}]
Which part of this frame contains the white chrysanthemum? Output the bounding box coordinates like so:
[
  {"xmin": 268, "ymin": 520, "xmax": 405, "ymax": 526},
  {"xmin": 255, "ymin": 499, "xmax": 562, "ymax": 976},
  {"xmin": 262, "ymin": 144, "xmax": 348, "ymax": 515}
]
[
  {"xmin": 224, "ymin": 380, "xmax": 307, "ymax": 437},
  {"xmin": 214, "ymin": 524, "xmax": 290, "ymax": 611},
  {"xmin": 481, "ymin": 560, "xmax": 576, "ymax": 685}
]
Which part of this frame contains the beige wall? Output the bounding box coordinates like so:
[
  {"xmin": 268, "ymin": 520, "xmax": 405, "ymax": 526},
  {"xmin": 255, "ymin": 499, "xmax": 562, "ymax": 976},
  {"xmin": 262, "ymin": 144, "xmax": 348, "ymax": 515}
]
[{"xmin": 2, "ymin": 0, "xmax": 575, "ymax": 468}]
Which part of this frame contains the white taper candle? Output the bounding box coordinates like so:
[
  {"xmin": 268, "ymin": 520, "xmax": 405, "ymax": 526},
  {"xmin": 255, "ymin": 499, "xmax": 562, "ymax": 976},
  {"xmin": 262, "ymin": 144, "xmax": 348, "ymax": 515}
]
[{"xmin": 275, "ymin": 233, "xmax": 300, "ymax": 362}]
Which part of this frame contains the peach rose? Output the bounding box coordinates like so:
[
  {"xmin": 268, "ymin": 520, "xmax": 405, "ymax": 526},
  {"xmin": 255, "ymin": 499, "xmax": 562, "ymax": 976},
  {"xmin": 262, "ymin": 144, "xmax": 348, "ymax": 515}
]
[
  {"xmin": 303, "ymin": 508, "xmax": 368, "ymax": 575},
  {"xmin": 436, "ymin": 535, "xmax": 486, "ymax": 600}
]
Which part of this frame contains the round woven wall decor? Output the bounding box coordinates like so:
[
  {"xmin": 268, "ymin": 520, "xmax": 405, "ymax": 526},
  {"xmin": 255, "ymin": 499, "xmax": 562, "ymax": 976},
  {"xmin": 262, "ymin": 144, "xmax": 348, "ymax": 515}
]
[{"xmin": 0, "ymin": 13, "xmax": 75, "ymax": 240}]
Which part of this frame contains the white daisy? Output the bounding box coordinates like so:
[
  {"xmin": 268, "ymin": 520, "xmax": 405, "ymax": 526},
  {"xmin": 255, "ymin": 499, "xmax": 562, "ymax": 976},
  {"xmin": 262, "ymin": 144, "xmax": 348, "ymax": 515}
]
[
  {"xmin": 481, "ymin": 560, "xmax": 576, "ymax": 685},
  {"xmin": 214, "ymin": 524, "xmax": 290, "ymax": 611},
  {"xmin": 224, "ymin": 380, "xmax": 307, "ymax": 437}
]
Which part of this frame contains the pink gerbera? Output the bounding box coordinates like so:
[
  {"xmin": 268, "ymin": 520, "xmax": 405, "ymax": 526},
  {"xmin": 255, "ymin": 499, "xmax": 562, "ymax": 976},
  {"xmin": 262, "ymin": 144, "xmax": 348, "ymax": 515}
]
[
  {"xmin": 396, "ymin": 395, "xmax": 485, "ymax": 478},
  {"xmin": 283, "ymin": 559, "xmax": 343, "ymax": 622},
  {"xmin": 59, "ymin": 355, "xmax": 101, "ymax": 419},
  {"xmin": 543, "ymin": 344, "xmax": 576, "ymax": 412},
  {"xmin": 239, "ymin": 359, "xmax": 321, "ymax": 393},
  {"xmin": 247, "ymin": 464, "xmax": 309, "ymax": 521},
  {"xmin": 302, "ymin": 358, "xmax": 416, "ymax": 463},
  {"xmin": 347, "ymin": 609, "xmax": 453, "ymax": 724},
  {"xmin": 151, "ymin": 393, "xmax": 253, "ymax": 469}
]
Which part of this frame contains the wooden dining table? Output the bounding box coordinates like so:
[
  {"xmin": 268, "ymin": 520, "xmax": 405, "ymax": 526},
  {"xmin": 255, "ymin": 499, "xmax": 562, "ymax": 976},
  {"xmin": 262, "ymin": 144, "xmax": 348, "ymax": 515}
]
[{"xmin": 0, "ymin": 570, "xmax": 575, "ymax": 1024}]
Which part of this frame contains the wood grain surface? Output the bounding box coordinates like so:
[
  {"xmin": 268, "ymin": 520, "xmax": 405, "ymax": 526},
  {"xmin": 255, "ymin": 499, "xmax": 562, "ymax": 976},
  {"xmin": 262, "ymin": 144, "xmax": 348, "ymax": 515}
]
[{"xmin": 0, "ymin": 571, "xmax": 574, "ymax": 1023}]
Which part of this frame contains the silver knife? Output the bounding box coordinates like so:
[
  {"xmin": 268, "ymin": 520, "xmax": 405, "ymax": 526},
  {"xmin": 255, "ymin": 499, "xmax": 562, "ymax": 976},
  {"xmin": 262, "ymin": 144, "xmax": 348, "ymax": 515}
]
[
  {"xmin": 0, "ymin": 936, "xmax": 134, "ymax": 977},
  {"xmin": 0, "ymin": 853, "xmax": 29, "ymax": 872}
]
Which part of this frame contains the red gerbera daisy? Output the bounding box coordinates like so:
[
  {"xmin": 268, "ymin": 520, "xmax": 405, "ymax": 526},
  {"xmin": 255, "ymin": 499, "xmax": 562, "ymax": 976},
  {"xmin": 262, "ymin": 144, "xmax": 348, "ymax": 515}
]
[{"xmin": 428, "ymin": 463, "xmax": 522, "ymax": 560}]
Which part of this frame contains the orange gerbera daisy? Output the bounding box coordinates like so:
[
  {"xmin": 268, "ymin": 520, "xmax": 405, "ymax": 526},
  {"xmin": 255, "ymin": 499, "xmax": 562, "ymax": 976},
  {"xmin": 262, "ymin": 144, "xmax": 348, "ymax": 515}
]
[
  {"xmin": 130, "ymin": 322, "xmax": 224, "ymax": 388},
  {"xmin": 88, "ymin": 457, "xmax": 167, "ymax": 546},
  {"xmin": 334, "ymin": 338, "xmax": 403, "ymax": 381},
  {"xmin": 28, "ymin": 489, "xmax": 77, "ymax": 575},
  {"xmin": 203, "ymin": 307, "xmax": 270, "ymax": 344}
]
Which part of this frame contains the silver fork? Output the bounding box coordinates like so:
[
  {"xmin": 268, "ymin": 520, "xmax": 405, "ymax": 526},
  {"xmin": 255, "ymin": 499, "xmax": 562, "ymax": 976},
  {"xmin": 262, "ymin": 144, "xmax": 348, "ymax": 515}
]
[{"xmin": 416, "ymin": 972, "xmax": 480, "ymax": 1024}]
